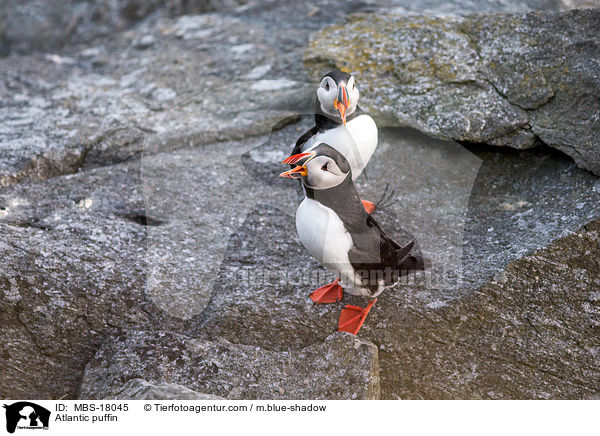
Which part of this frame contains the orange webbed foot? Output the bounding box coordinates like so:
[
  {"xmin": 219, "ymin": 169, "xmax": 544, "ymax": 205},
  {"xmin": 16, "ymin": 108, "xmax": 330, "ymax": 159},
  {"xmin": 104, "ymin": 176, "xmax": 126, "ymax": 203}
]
[
  {"xmin": 310, "ymin": 279, "xmax": 344, "ymax": 304},
  {"xmin": 337, "ymin": 298, "xmax": 377, "ymax": 335}
]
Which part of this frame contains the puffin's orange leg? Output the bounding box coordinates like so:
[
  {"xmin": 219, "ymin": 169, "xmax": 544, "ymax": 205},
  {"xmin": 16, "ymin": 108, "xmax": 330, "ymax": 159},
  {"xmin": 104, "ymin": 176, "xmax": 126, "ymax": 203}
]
[
  {"xmin": 361, "ymin": 200, "xmax": 375, "ymax": 214},
  {"xmin": 310, "ymin": 279, "xmax": 343, "ymax": 304},
  {"xmin": 338, "ymin": 298, "xmax": 377, "ymax": 335}
]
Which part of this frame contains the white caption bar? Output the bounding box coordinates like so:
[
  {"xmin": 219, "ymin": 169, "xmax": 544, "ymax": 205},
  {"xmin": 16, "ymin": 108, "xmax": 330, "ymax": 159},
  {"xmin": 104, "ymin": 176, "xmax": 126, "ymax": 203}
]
[{"xmin": 1, "ymin": 400, "xmax": 596, "ymax": 436}]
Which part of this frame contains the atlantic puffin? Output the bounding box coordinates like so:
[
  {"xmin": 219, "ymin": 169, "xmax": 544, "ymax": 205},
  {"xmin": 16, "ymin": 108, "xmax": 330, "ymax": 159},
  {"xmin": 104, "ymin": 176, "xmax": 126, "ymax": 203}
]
[
  {"xmin": 280, "ymin": 143, "xmax": 425, "ymax": 334},
  {"xmin": 288, "ymin": 69, "xmax": 378, "ymax": 214}
]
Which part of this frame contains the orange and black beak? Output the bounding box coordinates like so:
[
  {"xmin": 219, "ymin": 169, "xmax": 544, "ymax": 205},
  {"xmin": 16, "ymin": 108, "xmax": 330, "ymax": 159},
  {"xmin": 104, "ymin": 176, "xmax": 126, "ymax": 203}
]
[
  {"xmin": 333, "ymin": 84, "xmax": 349, "ymax": 125},
  {"xmin": 279, "ymin": 151, "xmax": 316, "ymax": 179}
]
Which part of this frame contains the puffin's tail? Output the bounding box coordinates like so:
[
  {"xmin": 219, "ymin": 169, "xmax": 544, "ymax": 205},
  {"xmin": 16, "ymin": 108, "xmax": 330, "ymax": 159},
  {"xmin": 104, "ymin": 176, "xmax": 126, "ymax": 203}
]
[
  {"xmin": 396, "ymin": 240, "xmax": 427, "ymax": 273},
  {"xmin": 395, "ymin": 240, "xmax": 414, "ymax": 260}
]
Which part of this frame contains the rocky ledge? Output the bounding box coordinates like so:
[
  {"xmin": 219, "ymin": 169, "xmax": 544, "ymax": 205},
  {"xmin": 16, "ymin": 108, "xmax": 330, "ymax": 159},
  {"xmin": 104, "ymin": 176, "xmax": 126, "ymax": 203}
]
[{"xmin": 80, "ymin": 331, "xmax": 380, "ymax": 400}]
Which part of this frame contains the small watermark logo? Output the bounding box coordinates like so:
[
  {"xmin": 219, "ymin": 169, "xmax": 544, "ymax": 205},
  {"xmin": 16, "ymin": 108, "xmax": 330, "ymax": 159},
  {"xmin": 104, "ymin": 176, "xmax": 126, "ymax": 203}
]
[{"xmin": 3, "ymin": 402, "xmax": 50, "ymax": 433}]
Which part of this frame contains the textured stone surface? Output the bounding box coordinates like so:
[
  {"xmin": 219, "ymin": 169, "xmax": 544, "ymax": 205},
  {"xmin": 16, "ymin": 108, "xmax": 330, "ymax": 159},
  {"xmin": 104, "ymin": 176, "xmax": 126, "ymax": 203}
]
[
  {"xmin": 141, "ymin": 136, "xmax": 298, "ymax": 320},
  {"xmin": 0, "ymin": 0, "xmax": 251, "ymax": 55},
  {"xmin": 2, "ymin": 0, "xmax": 592, "ymax": 57},
  {"xmin": 305, "ymin": 9, "xmax": 600, "ymax": 174},
  {"xmin": 0, "ymin": 160, "xmax": 186, "ymax": 399},
  {"xmin": 185, "ymin": 186, "xmax": 600, "ymax": 399},
  {"xmin": 0, "ymin": 0, "xmax": 350, "ymax": 401},
  {"xmin": 0, "ymin": 12, "xmax": 314, "ymax": 188},
  {"xmin": 240, "ymin": 123, "xmax": 600, "ymax": 299},
  {"xmin": 366, "ymin": 217, "xmax": 600, "ymax": 399},
  {"xmin": 80, "ymin": 331, "xmax": 380, "ymax": 400},
  {"xmin": 3, "ymin": 121, "xmax": 597, "ymax": 400},
  {"xmin": 4, "ymin": 4, "xmax": 598, "ymax": 188},
  {"xmin": 110, "ymin": 379, "xmax": 225, "ymax": 400}
]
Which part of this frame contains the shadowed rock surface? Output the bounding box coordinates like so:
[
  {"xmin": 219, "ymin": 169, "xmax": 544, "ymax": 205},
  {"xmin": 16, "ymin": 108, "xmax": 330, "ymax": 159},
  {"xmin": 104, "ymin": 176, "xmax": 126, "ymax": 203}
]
[
  {"xmin": 1, "ymin": 0, "xmax": 599, "ymax": 400},
  {"xmin": 366, "ymin": 218, "xmax": 600, "ymax": 399},
  {"xmin": 305, "ymin": 9, "xmax": 600, "ymax": 175}
]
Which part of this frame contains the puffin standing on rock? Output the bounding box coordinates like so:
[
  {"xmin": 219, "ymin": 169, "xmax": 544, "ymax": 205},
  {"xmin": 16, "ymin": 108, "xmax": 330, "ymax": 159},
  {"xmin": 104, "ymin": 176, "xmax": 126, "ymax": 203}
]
[
  {"xmin": 280, "ymin": 143, "xmax": 425, "ymax": 335},
  {"xmin": 290, "ymin": 69, "xmax": 378, "ymax": 214}
]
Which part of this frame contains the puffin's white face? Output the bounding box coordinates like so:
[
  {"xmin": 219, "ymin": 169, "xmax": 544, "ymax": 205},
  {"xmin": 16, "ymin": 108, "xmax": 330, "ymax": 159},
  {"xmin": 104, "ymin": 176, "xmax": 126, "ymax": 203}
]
[
  {"xmin": 304, "ymin": 155, "xmax": 348, "ymax": 190},
  {"xmin": 316, "ymin": 75, "xmax": 359, "ymax": 124}
]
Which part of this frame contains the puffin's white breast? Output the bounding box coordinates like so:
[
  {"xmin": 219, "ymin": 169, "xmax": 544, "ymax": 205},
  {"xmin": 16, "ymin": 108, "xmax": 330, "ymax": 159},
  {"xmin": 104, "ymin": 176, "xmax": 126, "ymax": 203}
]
[
  {"xmin": 295, "ymin": 197, "xmax": 355, "ymax": 282},
  {"xmin": 303, "ymin": 114, "xmax": 378, "ymax": 180},
  {"xmin": 295, "ymin": 197, "xmax": 373, "ymax": 296}
]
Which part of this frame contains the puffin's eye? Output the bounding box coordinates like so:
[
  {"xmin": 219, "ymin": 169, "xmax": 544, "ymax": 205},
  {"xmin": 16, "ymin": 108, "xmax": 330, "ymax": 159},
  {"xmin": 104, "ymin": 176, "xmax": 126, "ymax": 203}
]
[
  {"xmin": 321, "ymin": 162, "xmax": 329, "ymax": 171},
  {"xmin": 324, "ymin": 82, "xmax": 330, "ymax": 91}
]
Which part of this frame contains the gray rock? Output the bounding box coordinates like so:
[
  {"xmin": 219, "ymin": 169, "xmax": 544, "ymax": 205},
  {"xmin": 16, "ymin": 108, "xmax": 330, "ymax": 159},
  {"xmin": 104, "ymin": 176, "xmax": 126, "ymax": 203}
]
[
  {"xmin": 0, "ymin": 12, "xmax": 313, "ymax": 188},
  {"xmin": 80, "ymin": 331, "xmax": 380, "ymax": 400},
  {"xmin": 0, "ymin": 126, "xmax": 299, "ymax": 399},
  {"xmin": 140, "ymin": 136, "xmax": 299, "ymax": 320},
  {"xmin": 305, "ymin": 9, "xmax": 600, "ymax": 175},
  {"xmin": 0, "ymin": 159, "xmax": 185, "ymax": 399},
  {"xmin": 4, "ymin": 4, "xmax": 596, "ymax": 188},
  {"xmin": 0, "ymin": 0, "xmax": 563, "ymax": 58},
  {"xmin": 230, "ymin": 0, "xmax": 592, "ymax": 29},
  {"xmin": 0, "ymin": 0, "xmax": 251, "ymax": 55},
  {"xmin": 0, "ymin": 56, "xmax": 91, "ymax": 187},
  {"xmin": 5, "ymin": 114, "xmax": 596, "ymax": 400},
  {"xmin": 0, "ymin": 5, "xmax": 316, "ymax": 400},
  {"xmin": 110, "ymin": 378, "xmax": 225, "ymax": 400},
  {"xmin": 1, "ymin": 0, "xmax": 589, "ymax": 57},
  {"xmin": 560, "ymin": 0, "xmax": 600, "ymax": 6},
  {"xmin": 367, "ymin": 217, "xmax": 600, "ymax": 399}
]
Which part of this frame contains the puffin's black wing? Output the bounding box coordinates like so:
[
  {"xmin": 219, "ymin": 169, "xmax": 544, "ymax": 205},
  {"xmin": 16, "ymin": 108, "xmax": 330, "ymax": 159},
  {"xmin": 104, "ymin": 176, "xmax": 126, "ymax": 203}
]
[
  {"xmin": 349, "ymin": 215, "xmax": 424, "ymax": 292},
  {"xmin": 348, "ymin": 219, "xmax": 399, "ymax": 292},
  {"xmin": 290, "ymin": 125, "xmax": 319, "ymax": 157},
  {"xmin": 347, "ymin": 243, "xmax": 385, "ymax": 294}
]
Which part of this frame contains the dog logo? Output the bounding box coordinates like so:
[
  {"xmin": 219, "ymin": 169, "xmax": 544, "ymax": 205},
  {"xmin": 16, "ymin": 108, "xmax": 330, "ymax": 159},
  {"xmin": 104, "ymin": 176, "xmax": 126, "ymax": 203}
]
[{"xmin": 3, "ymin": 402, "xmax": 50, "ymax": 433}]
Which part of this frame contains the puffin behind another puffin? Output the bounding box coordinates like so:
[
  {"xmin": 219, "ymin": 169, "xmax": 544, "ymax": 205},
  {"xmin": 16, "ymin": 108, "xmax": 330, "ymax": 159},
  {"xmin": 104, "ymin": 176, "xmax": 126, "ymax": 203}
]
[{"xmin": 289, "ymin": 69, "xmax": 378, "ymax": 213}]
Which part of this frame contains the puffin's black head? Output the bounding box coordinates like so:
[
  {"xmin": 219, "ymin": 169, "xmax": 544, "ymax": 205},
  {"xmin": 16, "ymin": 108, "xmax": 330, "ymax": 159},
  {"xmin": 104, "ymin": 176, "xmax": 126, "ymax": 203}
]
[
  {"xmin": 280, "ymin": 143, "xmax": 351, "ymax": 189},
  {"xmin": 317, "ymin": 69, "xmax": 359, "ymax": 125},
  {"xmin": 322, "ymin": 70, "xmax": 351, "ymax": 84}
]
